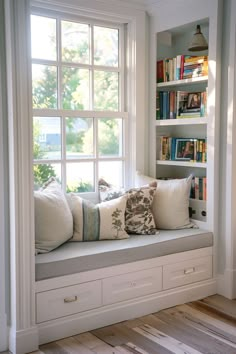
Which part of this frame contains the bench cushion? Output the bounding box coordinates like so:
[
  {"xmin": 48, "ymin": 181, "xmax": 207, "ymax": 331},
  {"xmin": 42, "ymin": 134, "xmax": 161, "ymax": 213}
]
[{"xmin": 35, "ymin": 228, "xmax": 213, "ymax": 281}]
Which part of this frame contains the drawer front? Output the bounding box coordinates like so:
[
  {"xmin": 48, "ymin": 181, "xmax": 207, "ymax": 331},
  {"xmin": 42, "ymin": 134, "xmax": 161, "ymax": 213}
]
[
  {"xmin": 163, "ymin": 255, "xmax": 212, "ymax": 290},
  {"xmin": 103, "ymin": 267, "xmax": 162, "ymax": 305},
  {"xmin": 36, "ymin": 280, "xmax": 102, "ymax": 323}
]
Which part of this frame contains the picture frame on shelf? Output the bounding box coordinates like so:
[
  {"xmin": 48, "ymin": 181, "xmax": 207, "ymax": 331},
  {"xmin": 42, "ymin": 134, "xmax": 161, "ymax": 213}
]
[
  {"xmin": 187, "ymin": 92, "xmax": 201, "ymax": 109},
  {"xmin": 175, "ymin": 138, "xmax": 195, "ymax": 161}
]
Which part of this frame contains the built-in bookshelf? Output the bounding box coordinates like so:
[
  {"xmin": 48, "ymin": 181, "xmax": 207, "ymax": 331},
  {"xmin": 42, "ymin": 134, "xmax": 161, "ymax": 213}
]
[{"xmin": 150, "ymin": 17, "xmax": 217, "ymax": 227}]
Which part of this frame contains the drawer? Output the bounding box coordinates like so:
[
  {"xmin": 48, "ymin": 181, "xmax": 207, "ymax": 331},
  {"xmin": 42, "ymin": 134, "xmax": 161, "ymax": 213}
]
[
  {"xmin": 103, "ymin": 267, "xmax": 162, "ymax": 305},
  {"xmin": 36, "ymin": 280, "xmax": 102, "ymax": 323},
  {"xmin": 163, "ymin": 255, "xmax": 212, "ymax": 290}
]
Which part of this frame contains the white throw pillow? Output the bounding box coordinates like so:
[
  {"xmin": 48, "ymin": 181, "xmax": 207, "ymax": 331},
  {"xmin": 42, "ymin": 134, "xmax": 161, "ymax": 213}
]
[
  {"xmin": 152, "ymin": 176, "xmax": 194, "ymax": 229},
  {"xmin": 135, "ymin": 171, "xmax": 156, "ymax": 187},
  {"xmin": 68, "ymin": 194, "xmax": 129, "ymax": 241},
  {"xmin": 34, "ymin": 179, "xmax": 73, "ymax": 253}
]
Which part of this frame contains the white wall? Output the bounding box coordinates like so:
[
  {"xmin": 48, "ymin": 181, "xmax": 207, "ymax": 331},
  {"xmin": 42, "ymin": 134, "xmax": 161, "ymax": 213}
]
[
  {"xmin": 0, "ymin": 0, "xmax": 9, "ymax": 350},
  {"xmin": 218, "ymin": 0, "xmax": 236, "ymax": 299}
]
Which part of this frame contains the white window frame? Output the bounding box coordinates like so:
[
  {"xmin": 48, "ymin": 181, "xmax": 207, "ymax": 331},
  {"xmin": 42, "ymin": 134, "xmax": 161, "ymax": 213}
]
[
  {"xmin": 6, "ymin": 1, "xmax": 147, "ymax": 352},
  {"xmin": 31, "ymin": 9, "xmax": 129, "ymax": 198}
]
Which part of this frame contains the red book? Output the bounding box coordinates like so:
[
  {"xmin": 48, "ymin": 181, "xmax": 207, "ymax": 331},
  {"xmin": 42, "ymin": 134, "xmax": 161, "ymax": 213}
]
[{"xmin": 156, "ymin": 60, "xmax": 164, "ymax": 83}]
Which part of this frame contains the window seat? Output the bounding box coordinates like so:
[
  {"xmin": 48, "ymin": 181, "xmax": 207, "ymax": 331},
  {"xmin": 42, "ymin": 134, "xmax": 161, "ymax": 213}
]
[{"xmin": 35, "ymin": 228, "xmax": 213, "ymax": 281}]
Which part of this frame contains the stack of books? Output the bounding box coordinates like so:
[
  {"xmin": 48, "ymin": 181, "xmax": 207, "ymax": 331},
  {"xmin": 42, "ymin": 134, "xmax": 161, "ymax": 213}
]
[
  {"xmin": 157, "ymin": 136, "xmax": 207, "ymax": 163},
  {"xmin": 156, "ymin": 89, "xmax": 207, "ymax": 120},
  {"xmin": 156, "ymin": 55, "xmax": 208, "ymax": 83},
  {"xmin": 190, "ymin": 176, "xmax": 207, "ymax": 200}
]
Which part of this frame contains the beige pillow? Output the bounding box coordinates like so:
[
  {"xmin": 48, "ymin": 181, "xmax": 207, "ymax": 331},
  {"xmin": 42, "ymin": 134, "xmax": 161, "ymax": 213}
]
[
  {"xmin": 34, "ymin": 179, "xmax": 73, "ymax": 253},
  {"xmin": 69, "ymin": 194, "xmax": 129, "ymax": 241},
  {"xmin": 152, "ymin": 176, "xmax": 194, "ymax": 229}
]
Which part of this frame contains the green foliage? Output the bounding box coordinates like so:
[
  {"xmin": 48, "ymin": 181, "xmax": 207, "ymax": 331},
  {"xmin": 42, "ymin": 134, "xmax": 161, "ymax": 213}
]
[
  {"xmin": 33, "ymin": 120, "xmax": 57, "ymax": 189},
  {"xmin": 33, "ymin": 164, "xmax": 56, "ymax": 189},
  {"xmin": 66, "ymin": 181, "xmax": 93, "ymax": 193}
]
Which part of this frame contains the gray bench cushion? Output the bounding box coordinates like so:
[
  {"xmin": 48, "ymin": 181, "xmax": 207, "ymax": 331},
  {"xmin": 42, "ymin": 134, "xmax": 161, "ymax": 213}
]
[{"xmin": 35, "ymin": 228, "xmax": 213, "ymax": 281}]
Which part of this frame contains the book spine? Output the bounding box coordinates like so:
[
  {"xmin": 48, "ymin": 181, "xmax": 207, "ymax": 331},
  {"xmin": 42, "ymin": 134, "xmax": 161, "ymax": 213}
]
[
  {"xmin": 180, "ymin": 55, "xmax": 185, "ymax": 79},
  {"xmin": 156, "ymin": 91, "xmax": 160, "ymax": 120},
  {"xmin": 176, "ymin": 55, "xmax": 181, "ymax": 80},
  {"xmin": 156, "ymin": 60, "xmax": 164, "ymax": 83},
  {"xmin": 195, "ymin": 177, "xmax": 199, "ymax": 200},
  {"xmin": 203, "ymin": 177, "xmax": 207, "ymax": 200}
]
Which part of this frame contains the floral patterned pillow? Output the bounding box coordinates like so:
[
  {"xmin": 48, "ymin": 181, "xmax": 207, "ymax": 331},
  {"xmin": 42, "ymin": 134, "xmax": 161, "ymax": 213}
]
[
  {"xmin": 98, "ymin": 178, "xmax": 125, "ymax": 202},
  {"xmin": 125, "ymin": 185, "xmax": 158, "ymax": 235}
]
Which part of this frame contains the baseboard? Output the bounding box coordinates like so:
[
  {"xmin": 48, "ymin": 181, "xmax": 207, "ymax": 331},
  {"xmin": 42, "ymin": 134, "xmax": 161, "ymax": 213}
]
[
  {"xmin": 0, "ymin": 313, "xmax": 8, "ymax": 352},
  {"xmin": 38, "ymin": 278, "xmax": 216, "ymax": 345},
  {"xmin": 9, "ymin": 325, "xmax": 39, "ymax": 354},
  {"xmin": 217, "ymin": 269, "xmax": 236, "ymax": 299}
]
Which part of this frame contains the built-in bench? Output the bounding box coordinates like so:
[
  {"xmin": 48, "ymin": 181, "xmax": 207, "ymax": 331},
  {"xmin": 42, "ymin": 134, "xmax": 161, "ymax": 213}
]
[
  {"xmin": 35, "ymin": 228, "xmax": 215, "ymax": 346},
  {"xmin": 36, "ymin": 228, "xmax": 213, "ymax": 281}
]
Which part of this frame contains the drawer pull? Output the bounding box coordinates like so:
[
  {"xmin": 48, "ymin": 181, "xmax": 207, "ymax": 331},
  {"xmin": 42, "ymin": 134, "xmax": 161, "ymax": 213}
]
[
  {"xmin": 64, "ymin": 295, "xmax": 78, "ymax": 303},
  {"xmin": 184, "ymin": 267, "xmax": 195, "ymax": 275}
]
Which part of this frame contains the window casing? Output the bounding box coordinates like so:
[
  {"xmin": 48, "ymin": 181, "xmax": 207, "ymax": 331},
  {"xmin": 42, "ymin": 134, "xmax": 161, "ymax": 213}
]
[{"xmin": 31, "ymin": 11, "xmax": 128, "ymax": 196}]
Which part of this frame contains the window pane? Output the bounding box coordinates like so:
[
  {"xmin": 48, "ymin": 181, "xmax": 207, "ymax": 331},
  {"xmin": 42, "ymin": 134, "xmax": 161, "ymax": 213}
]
[
  {"xmin": 33, "ymin": 163, "xmax": 61, "ymax": 190},
  {"xmin": 32, "ymin": 64, "xmax": 57, "ymax": 109},
  {"xmin": 31, "ymin": 15, "xmax": 56, "ymax": 61},
  {"xmin": 94, "ymin": 71, "xmax": 118, "ymax": 111},
  {"xmin": 62, "ymin": 67, "xmax": 89, "ymax": 110},
  {"xmin": 33, "ymin": 117, "xmax": 61, "ymax": 160},
  {"xmin": 98, "ymin": 118, "xmax": 122, "ymax": 157},
  {"xmin": 66, "ymin": 162, "xmax": 94, "ymax": 192},
  {"xmin": 94, "ymin": 26, "xmax": 118, "ymax": 67},
  {"xmin": 99, "ymin": 161, "xmax": 123, "ymax": 186},
  {"xmin": 66, "ymin": 118, "xmax": 93, "ymax": 158},
  {"xmin": 61, "ymin": 21, "xmax": 89, "ymax": 64}
]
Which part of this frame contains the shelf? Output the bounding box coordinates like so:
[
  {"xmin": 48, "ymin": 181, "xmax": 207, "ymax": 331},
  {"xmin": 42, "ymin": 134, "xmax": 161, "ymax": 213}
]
[
  {"xmin": 156, "ymin": 76, "xmax": 208, "ymax": 88},
  {"xmin": 155, "ymin": 117, "xmax": 207, "ymax": 126},
  {"xmin": 156, "ymin": 160, "xmax": 206, "ymax": 168}
]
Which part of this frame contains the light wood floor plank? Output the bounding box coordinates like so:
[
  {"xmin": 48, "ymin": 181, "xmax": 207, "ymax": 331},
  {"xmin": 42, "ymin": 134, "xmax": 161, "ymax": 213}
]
[
  {"xmin": 133, "ymin": 324, "xmax": 202, "ymax": 354},
  {"xmin": 197, "ymin": 294, "xmax": 236, "ymax": 318},
  {"xmin": 154, "ymin": 310, "xmax": 236, "ymax": 353}
]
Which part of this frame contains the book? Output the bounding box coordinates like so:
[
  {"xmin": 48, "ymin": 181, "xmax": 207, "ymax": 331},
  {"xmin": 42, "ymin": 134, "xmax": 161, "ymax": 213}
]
[
  {"xmin": 156, "ymin": 60, "xmax": 164, "ymax": 83},
  {"xmin": 156, "ymin": 91, "xmax": 160, "ymax": 120},
  {"xmin": 176, "ymin": 91, "xmax": 188, "ymax": 116}
]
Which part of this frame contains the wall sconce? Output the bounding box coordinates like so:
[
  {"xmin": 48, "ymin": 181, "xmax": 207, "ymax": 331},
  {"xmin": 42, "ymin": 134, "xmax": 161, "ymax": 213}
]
[{"xmin": 188, "ymin": 24, "xmax": 208, "ymax": 52}]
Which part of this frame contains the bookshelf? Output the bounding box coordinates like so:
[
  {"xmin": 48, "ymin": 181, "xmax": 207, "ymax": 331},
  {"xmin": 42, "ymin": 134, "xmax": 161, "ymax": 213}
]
[{"xmin": 149, "ymin": 13, "xmax": 220, "ymax": 231}]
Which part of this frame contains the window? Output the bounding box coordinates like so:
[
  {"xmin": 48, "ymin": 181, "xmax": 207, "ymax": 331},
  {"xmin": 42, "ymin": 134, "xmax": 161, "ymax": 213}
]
[{"xmin": 31, "ymin": 13, "xmax": 127, "ymax": 194}]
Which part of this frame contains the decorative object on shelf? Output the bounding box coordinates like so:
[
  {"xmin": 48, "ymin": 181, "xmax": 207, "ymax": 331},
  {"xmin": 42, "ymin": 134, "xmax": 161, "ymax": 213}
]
[{"xmin": 188, "ymin": 25, "xmax": 208, "ymax": 52}]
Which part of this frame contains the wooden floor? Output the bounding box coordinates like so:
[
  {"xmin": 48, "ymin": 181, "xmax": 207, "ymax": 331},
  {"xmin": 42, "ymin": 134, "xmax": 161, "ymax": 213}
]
[{"xmin": 4, "ymin": 295, "xmax": 236, "ymax": 354}]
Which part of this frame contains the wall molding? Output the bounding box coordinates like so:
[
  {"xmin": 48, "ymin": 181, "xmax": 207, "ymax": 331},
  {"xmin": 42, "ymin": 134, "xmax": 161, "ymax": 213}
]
[
  {"xmin": 217, "ymin": 269, "xmax": 236, "ymax": 299},
  {"xmin": 5, "ymin": 1, "xmax": 38, "ymax": 353},
  {"xmin": 9, "ymin": 326, "xmax": 39, "ymax": 354}
]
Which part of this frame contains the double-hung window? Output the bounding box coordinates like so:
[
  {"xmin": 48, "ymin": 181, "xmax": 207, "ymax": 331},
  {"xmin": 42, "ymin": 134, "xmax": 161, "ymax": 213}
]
[{"xmin": 31, "ymin": 12, "xmax": 127, "ymax": 195}]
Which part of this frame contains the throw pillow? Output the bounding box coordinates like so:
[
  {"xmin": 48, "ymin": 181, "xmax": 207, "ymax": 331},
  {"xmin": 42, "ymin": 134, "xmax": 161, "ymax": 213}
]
[
  {"xmin": 135, "ymin": 171, "xmax": 156, "ymax": 188},
  {"xmin": 125, "ymin": 185, "xmax": 158, "ymax": 235},
  {"xmin": 34, "ymin": 178, "xmax": 73, "ymax": 254},
  {"xmin": 152, "ymin": 175, "xmax": 194, "ymax": 229},
  {"xmin": 98, "ymin": 178, "xmax": 125, "ymax": 202},
  {"xmin": 69, "ymin": 194, "xmax": 129, "ymax": 241}
]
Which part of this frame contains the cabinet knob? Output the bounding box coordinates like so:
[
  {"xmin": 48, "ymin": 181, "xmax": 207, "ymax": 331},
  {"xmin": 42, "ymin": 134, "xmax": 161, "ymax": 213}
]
[{"xmin": 64, "ymin": 295, "xmax": 78, "ymax": 303}]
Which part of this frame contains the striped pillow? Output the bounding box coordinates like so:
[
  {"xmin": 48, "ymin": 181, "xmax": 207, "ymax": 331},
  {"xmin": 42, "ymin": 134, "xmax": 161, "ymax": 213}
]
[{"xmin": 69, "ymin": 194, "xmax": 129, "ymax": 241}]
